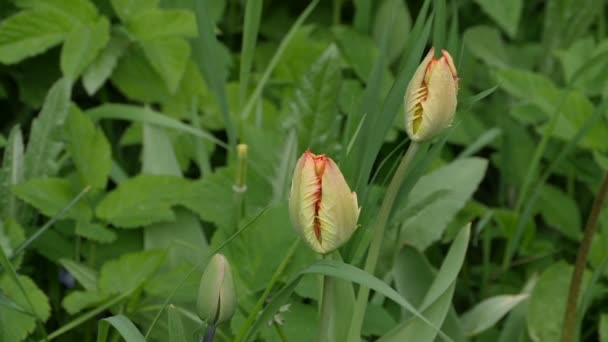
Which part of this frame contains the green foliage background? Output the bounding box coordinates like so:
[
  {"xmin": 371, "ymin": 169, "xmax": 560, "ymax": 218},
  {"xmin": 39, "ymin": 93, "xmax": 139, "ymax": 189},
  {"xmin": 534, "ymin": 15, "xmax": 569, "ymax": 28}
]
[{"xmin": 0, "ymin": 0, "xmax": 607, "ymax": 341}]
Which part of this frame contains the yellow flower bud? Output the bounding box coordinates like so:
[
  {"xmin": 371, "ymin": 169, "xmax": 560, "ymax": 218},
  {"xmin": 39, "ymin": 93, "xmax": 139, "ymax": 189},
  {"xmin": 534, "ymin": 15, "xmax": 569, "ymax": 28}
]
[
  {"xmin": 404, "ymin": 48, "xmax": 459, "ymax": 142},
  {"xmin": 196, "ymin": 254, "xmax": 237, "ymax": 325},
  {"xmin": 289, "ymin": 150, "xmax": 359, "ymax": 254}
]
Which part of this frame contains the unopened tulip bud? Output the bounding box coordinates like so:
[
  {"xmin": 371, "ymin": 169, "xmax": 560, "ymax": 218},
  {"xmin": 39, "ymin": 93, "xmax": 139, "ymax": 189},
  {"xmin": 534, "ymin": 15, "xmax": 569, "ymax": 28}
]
[
  {"xmin": 404, "ymin": 48, "xmax": 459, "ymax": 142},
  {"xmin": 196, "ymin": 254, "xmax": 237, "ymax": 325},
  {"xmin": 289, "ymin": 150, "xmax": 359, "ymax": 254}
]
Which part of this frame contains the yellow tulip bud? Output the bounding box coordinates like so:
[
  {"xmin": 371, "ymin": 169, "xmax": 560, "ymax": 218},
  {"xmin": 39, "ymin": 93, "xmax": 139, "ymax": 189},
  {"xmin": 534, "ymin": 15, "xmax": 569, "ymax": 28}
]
[
  {"xmin": 196, "ymin": 254, "xmax": 237, "ymax": 325},
  {"xmin": 289, "ymin": 150, "xmax": 359, "ymax": 254},
  {"xmin": 404, "ymin": 48, "xmax": 459, "ymax": 142}
]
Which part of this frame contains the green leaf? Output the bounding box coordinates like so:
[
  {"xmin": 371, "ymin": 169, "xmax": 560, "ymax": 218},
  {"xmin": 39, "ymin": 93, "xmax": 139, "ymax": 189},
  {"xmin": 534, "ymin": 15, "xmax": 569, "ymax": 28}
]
[
  {"xmin": 142, "ymin": 123, "xmax": 182, "ymax": 176},
  {"xmin": 76, "ymin": 221, "xmax": 117, "ymax": 244},
  {"xmin": 0, "ymin": 126, "xmax": 25, "ymax": 220},
  {"xmin": 372, "ymin": 0, "xmax": 411, "ymax": 64},
  {"xmin": 288, "ymin": 45, "xmax": 341, "ymax": 151},
  {"xmin": 82, "ymin": 32, "xmax": 129, "ymax": 95},
  {"xmin": 99, "ymin": 250, "xmax": 165, "ymax": 294},
  {"xmin": 379, "ymin": 225, "xmax": 470, "ymax": 342},
  {"xmin": 58, "ymin": 258, "xmax": 98, "ymax": 291},
  {"xmin": 64, "ymin": 106, "xmax": 112, "ymax": 189},
  {"xmin": 60, "ymin": 17, "xmax": 110, "ymax": 79},
  {"xmin": 463, "ymin": 25, "xmax": 509, "ymax": 68},
  {"xmin": 0, "ymin": 220, "xmax": 26, "ymax": 266},
  {"xmin": 168, "ymin": 305, "xmax": 187, "ymax": 342},
  {"xmin": 473, "ymin": 0, "xmax": 522, "ymax": 38},
  {"xmin": 110, "ymin": 45, "xmax": 171, "ymax": 102},
  {"xmin": 0, "ymin": 10, "xmax": 72, "ymax": 64},
  {"xmin": 95, "ymin": 174, "xmax": 190, "ymax": 228},
  {"xmin": 127, "ymin": 8, "xmax": 196, "ymax": 41},
  {"xmin": 460, "ymin": 294, "xmax": 528, "ymax": 336},
  {"xmin": 527, "ymin": 262, "xmax": 590, "ymax": 342},
  {"xmin": 141, "ymin": 37, "xmax": 190, "ymax": 93},
  {"xmin": 23, "ymin": 78, "xmax": 72, "ymax": 180},
  {"xmin": 397, "ymin": 158, "xmax": 487, "ymax": 250},
  {"xmin": 97, "ymin": 315, "xmax": 146, "ymax": 342},
  {"xmin": 0, "ymin": 274, "xmax": 50, "ymax": 342},
  {"xmin": 537, "ymin": 184, "xmax": 582, "ymax": 241},
  {"xmin": 111, "ymin": 0, "xmax": 159, "ymax": 21},
  {"xmin": 16, "ymin": 0, "xmax": 98, "ymax": 22},
  {"xmin": 144, "ymin": 209, "xmax": 207, "ymax": 267},
  {"xmin": 62, "ymin": 290, "xmax": 110, "ymax": 315},
  {"xmin": 87, "ymin": 104, "xmax": 227, "ymax": 148},
  {"xmin": 12, "ymin": 178, "xmax": 92, "ymax": 221},
  {"xmin": 601, "ymin": 314, "xmax": 608, "ymax": 342}
]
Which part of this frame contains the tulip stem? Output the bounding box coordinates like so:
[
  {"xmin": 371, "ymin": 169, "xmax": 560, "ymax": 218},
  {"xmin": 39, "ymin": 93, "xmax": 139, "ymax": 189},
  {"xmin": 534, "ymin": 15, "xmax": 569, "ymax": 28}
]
[
  {"xmin": 347, "ymin": 141, "xmax": 420, "ymax": 341},
  {"xmin": 203, "ymin": 324, "xmax": 216, "ymax": 342}
]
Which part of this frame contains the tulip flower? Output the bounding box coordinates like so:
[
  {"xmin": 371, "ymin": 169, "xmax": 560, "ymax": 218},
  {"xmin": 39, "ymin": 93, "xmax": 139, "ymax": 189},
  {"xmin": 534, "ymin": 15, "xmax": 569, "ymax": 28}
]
[
  {"xmin": 404, "ymin": 48, "xmax": 459, "ymax": 142},
  {"xmin": 196, "ymin": 254, "xmax": 237, "ymax": 325},
  {"xmin": 289, "ymin": 150, "xmax": 359, "ymax": 254}
]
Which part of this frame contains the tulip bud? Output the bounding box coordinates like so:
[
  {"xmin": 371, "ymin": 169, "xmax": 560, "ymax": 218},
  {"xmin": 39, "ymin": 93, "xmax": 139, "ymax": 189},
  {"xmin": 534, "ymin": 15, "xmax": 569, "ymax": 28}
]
[
  {"xmin": 404, "ymin": 48, "xmax": 459, "ymax": 142},
  {"xmin": 289, "ymin": 150, "xmax": 359, "ymax": 254},
  {"xmin": 196, "ymin": 254, "xmax": 237, "ymax": 325}
]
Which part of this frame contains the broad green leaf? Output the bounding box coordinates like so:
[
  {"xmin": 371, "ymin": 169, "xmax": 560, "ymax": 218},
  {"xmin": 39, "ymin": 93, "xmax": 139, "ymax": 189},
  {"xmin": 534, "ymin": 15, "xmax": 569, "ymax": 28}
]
[
  {"xmin": 496, "ymin": 68, "xmax": 608, "ymax": 151},
  {"xmin": 372, "ymin": 0, "xmax": 411, "ymax": 64},
  {"xmin": 95, "ymin": 175, "xmax": 190, "ymax": 228},
  {"xmin": 0, "ymin": 220, "xmax": 25, "ymax": 266},
  {"xmin": 288, "ymin": 45, "xmax": 341, "ymax": 151},
  {"xmin": 379, "ymin": 284, "xmax": 456, "ymax": 342},
  {"xmin": 0, "ymin": 10, "xmax": 72, "ymax": 64},
  {"xmin": 0, "ymin": 126, "xmax": 25, "ymax": 220},
  {"xmin": 142, "ymin": 37, "xmax": 190, "ymax": 93},
  {"xmin": 392, "ymin": 246, "xmax": 466, "ymax": 341},
  {"xmin": 397, "ymin": 158, "xmax": 487, "ymax": 250},
  {"xmin": 97, "ymin": 315, "xmax": 146, "ymax": 342},
  {"xmin": 58, "ymin": 258, "xmax": 98, "ymax": 291},
  {"xmin": 127, "ymin": 8, "xmax": 196, "ymax": 41},
  {"xmin": 16, "ymin": 0, "xmax": 98, "ymax": 22},
  {"xmin": 98, "ymin": 250, "xmax": 165, "ymax": 294},
  {"xmin": 76, "ymin": 221, "xmax": 117, "ymax": 244},
  {"xmin": 144, "ymin": 209, "xmax": 207, "ymax": 267},
  {"xmin": 142, "ymin": 123, "xmax": 182, "ymax": 176},
  {"xmin": 64, "ymin": 106, "xmax": 112, "ymax": 189},
  {"xmin": 60, "ymin": 17, "xmax": 110, "ymax": 79},
  {"xmin": 83, "ymin": 32, "xmax": 129, "ymax": 95},
  {"xmin": 379, "ymin": 225, "xmax": 471, "ymax": 342},
  {"xmin": 601, "ymin": 314, "xmax": 608, "ymax": 342},
  {"xmin": 0, "ymin": 274, "xmax": 50, "ymax": 342},
  {"xmin": 12, "ymin": 178, "xmax": 92, "ymax": 221},
  {"xmin": 527, "ymin": 262, "xmax": 590, "ymax": 342},
  {"xmin": 464, "ymin": 25, "xmax": 509, "ymax": 68},
  {"xmin": 62, "ymin": 290, "xmax": 109, "ymax": 314},
  {"xmin": 111, "ymin": 0, "xmax": 159, "ymax": 21},
  {"xmin": 168, "ymin": 305, "xmax": 187, "ymax": 342},
  {"xmin": 537, "ymin": 184, "xmax": 582, "ymax": 241},
  {"xmin": 111, "ymin": 45, "xmax": 171, "ymax": 102},
  {"xmin": 23, "ymin": 78, "xmax": 72, "ymax": 180},
  {"xmin": 473, "ymin": 0, "xmax": 522, "ymax": 38},
  {"xmin": 362, "ymin": 304, "xmax": 397, "ymax": 337},
  {"xmin": 460, "ymin": 294, "xmax": 528, "ymax": 336}
]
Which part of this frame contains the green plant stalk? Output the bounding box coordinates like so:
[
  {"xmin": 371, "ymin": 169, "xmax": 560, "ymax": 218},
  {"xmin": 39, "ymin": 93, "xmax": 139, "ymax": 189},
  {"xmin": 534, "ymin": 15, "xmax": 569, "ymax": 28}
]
[
  {"xmin": 560, "ymin": 172, "xmax": 608, "ymax": 342},
  {"xmin": 273, "ymin": 322, "xmax": 289, "ymax": 342},
  {"xmin": 347, "ymin": 141, "xmax": 420, "ymax": 341},
  {"xmin": 203, "ymin": 324, "xmax": 216, "ymax": 342},
  {"xmin": 318, "ymin": 254, "xmax": 335, "ymax": 342},
  {"xmin": 232, "ymin": 144, "xmax": 249, "ymax": 234},
  {"xmin": 234, "ymin": 239, "xmax": 300, "ymax": 342},
  {"xmin": 43, "ymin": 292, "xmax": 130, "ymax": 341}
]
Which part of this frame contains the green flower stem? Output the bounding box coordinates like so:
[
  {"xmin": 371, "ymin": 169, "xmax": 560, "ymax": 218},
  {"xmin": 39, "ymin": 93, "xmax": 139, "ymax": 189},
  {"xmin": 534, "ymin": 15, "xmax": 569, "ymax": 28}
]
[
  {"xmin": 273, "ymin": 322, "xmax": 289, "ymax": 342},
  {"xmin": 232, "ymin": 144, "xmax": 249, "ymax": 234},
  {"xmin": 234, "ymin": 239, "xmax": 300, "ymax": 342},
  {"xmin": 347, "ymin": 141, "xmax": 420, "ymax": 341},
  {"xmin": 318, "ymin": 253, "xmax": 336, "ymax": 342},
  {"xmin": 561, "ymin": 172, "xmax": 608, "ymax": 342}
]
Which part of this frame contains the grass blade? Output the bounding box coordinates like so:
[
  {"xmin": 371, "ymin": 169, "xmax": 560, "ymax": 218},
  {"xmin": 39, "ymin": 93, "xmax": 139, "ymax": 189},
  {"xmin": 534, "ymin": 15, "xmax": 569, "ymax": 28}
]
[
  {"xmin": 239, "ymin": 0, "xmax": 263, "ymax": 108},
  {"xmin": 97, "ymin": 315, "xmax": 146, "ymax": 342}
]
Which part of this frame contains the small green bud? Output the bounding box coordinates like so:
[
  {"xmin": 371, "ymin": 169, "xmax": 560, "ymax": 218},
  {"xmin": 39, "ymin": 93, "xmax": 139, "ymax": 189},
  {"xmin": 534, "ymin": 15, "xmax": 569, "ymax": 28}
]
[{"xmin": 196, "ymin": 254, "xmax": 237, "ymax": 325}]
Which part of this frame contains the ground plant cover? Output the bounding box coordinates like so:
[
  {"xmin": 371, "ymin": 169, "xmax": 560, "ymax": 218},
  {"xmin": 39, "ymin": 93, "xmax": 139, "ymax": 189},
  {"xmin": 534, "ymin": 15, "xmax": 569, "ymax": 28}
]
[{"xmin": 1, "ymin": 0, "xmax": 608, "ymax": 341}]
